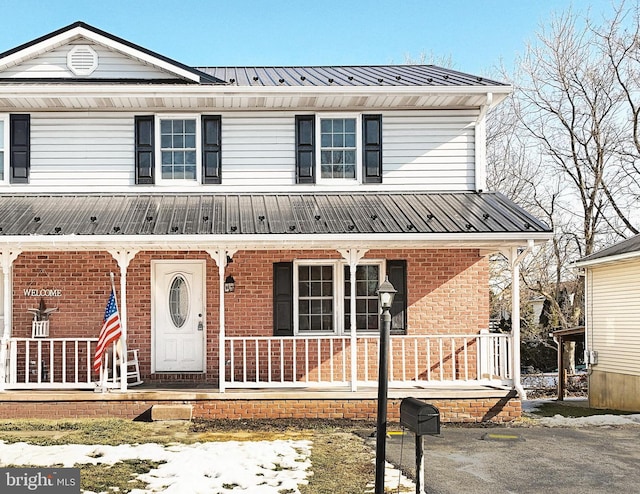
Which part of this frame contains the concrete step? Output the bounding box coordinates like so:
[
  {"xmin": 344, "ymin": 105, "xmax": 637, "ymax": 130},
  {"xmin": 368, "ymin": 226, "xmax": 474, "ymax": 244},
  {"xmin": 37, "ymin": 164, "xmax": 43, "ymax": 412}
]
[{"xmin": 151, "ymin": 404, "xmax": 193, "ymax": 421}]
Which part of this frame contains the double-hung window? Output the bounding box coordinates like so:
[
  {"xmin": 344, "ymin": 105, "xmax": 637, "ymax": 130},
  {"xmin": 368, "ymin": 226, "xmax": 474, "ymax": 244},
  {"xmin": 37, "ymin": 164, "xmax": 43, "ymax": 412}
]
[
  {"xmin": 158, "ymin": 116, "xmax": 199, "ymax": 183},
  {"xmin": 293, "ymin": 259, "xmax": 383, "ymax": 334},
  {"xmin": 319, "ymin": 117, "xmax": 358, "ymax": 180}
]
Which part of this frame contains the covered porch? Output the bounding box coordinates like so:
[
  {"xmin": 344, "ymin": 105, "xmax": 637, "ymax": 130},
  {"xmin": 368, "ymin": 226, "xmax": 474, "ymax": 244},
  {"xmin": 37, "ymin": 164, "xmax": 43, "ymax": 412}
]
[{"xmin": 0, "ymin": 192, "xmax": 551, "ymax": 421}]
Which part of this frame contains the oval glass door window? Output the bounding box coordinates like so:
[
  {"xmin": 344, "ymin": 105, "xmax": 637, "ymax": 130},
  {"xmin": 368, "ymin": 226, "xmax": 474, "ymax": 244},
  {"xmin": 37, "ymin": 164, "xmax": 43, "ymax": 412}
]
[{"xmin": 169, "ymin": 275, "xmax": 190, "ymax": 328}]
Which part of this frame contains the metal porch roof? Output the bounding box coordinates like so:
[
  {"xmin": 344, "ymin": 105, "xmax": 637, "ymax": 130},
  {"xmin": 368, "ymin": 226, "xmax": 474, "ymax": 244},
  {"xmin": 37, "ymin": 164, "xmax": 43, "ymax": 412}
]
[{"xmin": 0, "ymin": 192, "xmax": 549, "ymax": 238}]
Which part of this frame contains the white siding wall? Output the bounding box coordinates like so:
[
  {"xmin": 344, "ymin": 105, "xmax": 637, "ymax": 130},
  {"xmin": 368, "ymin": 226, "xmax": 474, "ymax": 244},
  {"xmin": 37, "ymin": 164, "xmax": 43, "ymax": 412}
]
[
  {"xmin": 588, "ymin": 259, "xmax": 640, "ymax": 376},
  {"xmin": 1, "ymin": 41, "xmax": 175, "ymax": 80},
  {"xmin": 28, "ymin": 112, "xmax": 134, "ymax": 187},
  {"xmin": 383, "ymin": 110, "xmax": 477, "ymax": 190},
  {"xmin": 1, "ymin": 110, "xmax": 478, "ymax": 192}
]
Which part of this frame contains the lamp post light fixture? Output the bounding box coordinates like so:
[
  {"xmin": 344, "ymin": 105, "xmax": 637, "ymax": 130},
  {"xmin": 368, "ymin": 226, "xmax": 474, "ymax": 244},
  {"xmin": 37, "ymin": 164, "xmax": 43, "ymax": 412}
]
[{"xmin": 374, "ymin": 275, "xmax": 396, "ymax": 494}]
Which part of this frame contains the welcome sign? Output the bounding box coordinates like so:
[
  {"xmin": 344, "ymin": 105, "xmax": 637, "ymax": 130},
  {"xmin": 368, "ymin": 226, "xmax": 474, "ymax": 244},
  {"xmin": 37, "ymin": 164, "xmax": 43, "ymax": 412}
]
[{"xmin": 23, "ymin": 289, "xmax": 63, "ymax": 297}]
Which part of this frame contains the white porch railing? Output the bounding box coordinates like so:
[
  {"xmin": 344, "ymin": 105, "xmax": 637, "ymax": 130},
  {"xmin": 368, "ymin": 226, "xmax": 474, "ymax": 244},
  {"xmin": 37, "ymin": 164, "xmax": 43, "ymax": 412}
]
[
  {"xmin": 223, "ymin": 332, "xmax": 512, "ymax": 390},
  {"xmin": 4, "ymin": 338, "xmax": 122, "ymax": 390},
  {"xmin": 3, "ymin": 332, "xmax": 512, "ymax": 391}
]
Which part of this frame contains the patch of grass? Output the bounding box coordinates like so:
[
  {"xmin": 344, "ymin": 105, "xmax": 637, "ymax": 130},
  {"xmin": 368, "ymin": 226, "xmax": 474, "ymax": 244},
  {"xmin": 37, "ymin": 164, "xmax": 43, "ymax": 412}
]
[
  {"xmin": 0, "ymin": 418, "xmax": 191, "ymax": 446},
  {"xmin": 530, "ymin": 402, "xmax": 636, "ymax": 418},
  {"xmin": 299, "ymin": 432, "xmax": 374, "ymax": 494},
  {"xmin": 80, "ymin": 459, "xmax": 164, "ymax": 494}
]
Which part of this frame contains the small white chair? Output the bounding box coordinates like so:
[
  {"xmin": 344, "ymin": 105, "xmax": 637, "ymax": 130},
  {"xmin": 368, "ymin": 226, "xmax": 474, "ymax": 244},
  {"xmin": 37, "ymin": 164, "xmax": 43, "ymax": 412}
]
[{"xmin": 123, "ymin": 349, "xmax": 143, "ymax": 386}]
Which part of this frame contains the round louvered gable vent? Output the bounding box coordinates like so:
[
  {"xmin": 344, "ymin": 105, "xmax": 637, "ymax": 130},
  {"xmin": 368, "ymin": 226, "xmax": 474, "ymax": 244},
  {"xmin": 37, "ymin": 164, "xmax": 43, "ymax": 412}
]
[{"xmin": 66, "ymin": 45, "xmax": 98, "ymax": 76}]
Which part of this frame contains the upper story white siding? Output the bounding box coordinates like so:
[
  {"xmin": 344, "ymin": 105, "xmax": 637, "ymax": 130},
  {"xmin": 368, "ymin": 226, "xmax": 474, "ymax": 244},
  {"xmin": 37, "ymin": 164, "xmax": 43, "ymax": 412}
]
[
  {"xmin": 586, "ymin": 259, "xmax": 640, "ymax": 377},
  {"xmin": 0, "ymin": 109, "xmax": 480, "ymax": 193}
]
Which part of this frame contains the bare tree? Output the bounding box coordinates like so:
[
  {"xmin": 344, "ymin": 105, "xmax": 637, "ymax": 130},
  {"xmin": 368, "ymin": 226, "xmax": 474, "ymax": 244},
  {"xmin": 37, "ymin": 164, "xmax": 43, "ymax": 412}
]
[{"xmin": 487, "ymin": 2, "xmax": 640, "ymax": 340}]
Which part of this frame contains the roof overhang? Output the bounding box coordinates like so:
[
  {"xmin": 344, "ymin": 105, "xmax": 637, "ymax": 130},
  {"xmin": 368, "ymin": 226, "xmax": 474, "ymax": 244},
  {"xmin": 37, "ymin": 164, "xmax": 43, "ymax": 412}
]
[
  {"xmin": 0, "ymin": 232, "xmax": 551, "ymax": 253},
  {"xmin": 574, "ymin": 250, "xmax": 640, "ymax": 269},
  {"xmin": 0, "ymin": 84, "xmax": 510, "ymax": 112}
]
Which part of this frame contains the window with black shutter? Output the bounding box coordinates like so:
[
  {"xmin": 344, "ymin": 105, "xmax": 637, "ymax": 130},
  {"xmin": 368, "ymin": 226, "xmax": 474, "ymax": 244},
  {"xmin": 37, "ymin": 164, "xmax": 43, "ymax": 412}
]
[
  {"xmin": 362, "ymin": 114, "xmax": 382, "ymax": 183},
  {"xmin": 273, "ymin": 262, "xmax": 294, "ymax": 336},
  {"xmin": 295, "ymin": 115, "xmax": 315, "ymax": 184},
  {"xmin": 9, "ymin": 114, "xmax": 30, "ymax": 184},
  {"xmin": 134, "ymin": 115, "xmax": 154, "ymax": 184},
  {"xmin": 386, "ymin": 260, "xmax": 407, "ymax": 334},
  {"xmin": 202, "ymin": 115, "xmax": 221, "ymax": 184}
]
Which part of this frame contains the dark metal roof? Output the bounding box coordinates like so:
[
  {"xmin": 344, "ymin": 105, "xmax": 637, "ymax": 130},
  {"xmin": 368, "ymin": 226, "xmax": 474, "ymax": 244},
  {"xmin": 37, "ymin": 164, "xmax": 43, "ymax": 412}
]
[
  {"xmin": 578, "ymin": 234, "xmax": 640, "ymax": 263},
  {"xmin": 195, "ymin": 65, "xmax": 507, "ymax": 88},
  {"xmin": 0, "ymin": 192, "xmax": 549, "ymax": 237}
]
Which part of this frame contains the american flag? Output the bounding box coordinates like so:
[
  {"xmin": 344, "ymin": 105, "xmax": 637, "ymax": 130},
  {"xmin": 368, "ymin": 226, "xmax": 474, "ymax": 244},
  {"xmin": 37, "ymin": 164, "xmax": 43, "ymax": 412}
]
[{"xmin": 93, "ymin": 289, "xmax": 122, "ymax": 373}]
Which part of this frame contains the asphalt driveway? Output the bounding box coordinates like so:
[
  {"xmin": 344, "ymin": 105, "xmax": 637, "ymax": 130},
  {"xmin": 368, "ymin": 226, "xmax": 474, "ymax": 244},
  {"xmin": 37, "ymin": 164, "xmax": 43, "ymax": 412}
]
[{"xmin": 370, "ymin": 425, "xmax": 640, "ymax": 493}]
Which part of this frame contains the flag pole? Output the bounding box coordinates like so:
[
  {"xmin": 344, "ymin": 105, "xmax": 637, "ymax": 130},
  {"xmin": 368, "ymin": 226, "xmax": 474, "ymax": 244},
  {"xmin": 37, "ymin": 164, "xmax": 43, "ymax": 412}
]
[{"xmin": 110, "ymin": 271, "xmax": 128, "ymax": 392}]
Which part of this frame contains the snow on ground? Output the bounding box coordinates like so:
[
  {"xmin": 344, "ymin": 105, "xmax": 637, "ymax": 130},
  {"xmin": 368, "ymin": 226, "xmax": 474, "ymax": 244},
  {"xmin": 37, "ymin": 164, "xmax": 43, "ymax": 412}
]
[
  {"xmin": 0, "ymin": 438, "xmax": 416, "ymax": 493},
  {"xmin": 523, "ymin": 398, "xmax": 640, "ymax": 427},
  {"xmin": 0, "ymin": 439, "xmax": 312, "ymax": 493}
]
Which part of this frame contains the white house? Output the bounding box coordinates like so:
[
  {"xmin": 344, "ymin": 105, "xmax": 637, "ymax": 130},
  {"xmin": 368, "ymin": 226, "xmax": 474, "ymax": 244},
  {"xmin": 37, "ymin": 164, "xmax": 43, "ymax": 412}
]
[
  {"xmin": 576, "ymin": 234, "xmax": 640, "ymax": 412},
  {"xmin": 0, "ymin": 22, "xmax": 551, "ymax": 422}
]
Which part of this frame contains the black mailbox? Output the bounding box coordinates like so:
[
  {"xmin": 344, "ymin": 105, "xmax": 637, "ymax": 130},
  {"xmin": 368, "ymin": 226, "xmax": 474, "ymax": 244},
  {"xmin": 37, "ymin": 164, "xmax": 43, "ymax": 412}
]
[{"xmin": 400, "ymin": 397, "xmax": 440, "ymax": 435}]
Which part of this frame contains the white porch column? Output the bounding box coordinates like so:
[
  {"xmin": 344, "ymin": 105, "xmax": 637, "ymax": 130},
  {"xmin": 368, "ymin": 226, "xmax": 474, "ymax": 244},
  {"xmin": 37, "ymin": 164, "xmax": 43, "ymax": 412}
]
[
  {"xmin": 338, "ymin": 249, "xmax": 368, "ymax": 391},
  {"xmin": 503, "ymin": 242, "xmax": 532, "ymax": 399},
  {"xmin": 108, "ymin": 249, "xmax": 139, "ymax": 392},
  {"xmin": 0, "ymin": 248, "xmax": 20, "ymax": 391},
  {"xmin": 207, "ymin": 249, "xmax": 236, "ymax": 393}
]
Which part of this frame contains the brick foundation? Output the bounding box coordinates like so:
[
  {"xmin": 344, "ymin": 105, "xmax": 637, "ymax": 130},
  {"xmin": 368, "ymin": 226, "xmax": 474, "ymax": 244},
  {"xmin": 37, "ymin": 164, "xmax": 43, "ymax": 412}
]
[{"xmin": 0, "ymin": 395, "xmax": 521, "ymax": 423}]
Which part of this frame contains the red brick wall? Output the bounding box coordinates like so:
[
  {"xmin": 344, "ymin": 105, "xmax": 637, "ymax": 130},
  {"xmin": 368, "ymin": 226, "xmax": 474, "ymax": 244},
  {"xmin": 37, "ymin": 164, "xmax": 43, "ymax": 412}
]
[
  {"xmin": 11, "ymin": 249, "xmax": 489, "ymax": 384},
  {"xmin": 0, "ymin": 396, "xmax": 521, "ymax": 423}
]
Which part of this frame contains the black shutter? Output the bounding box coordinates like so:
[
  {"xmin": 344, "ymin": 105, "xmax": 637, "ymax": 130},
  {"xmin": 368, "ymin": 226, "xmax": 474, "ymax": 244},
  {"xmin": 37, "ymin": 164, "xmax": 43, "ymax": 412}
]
[
  {"xmin": 202, "ymin": 115, "xmax": 222, "ymax": 184},
  {"xmin": 273, "ymin": 262, "xmax": 294, "ymax": 336},
  {"xmin": 134, "ymin": 115, "xmax": 154, "ymax": 184},
  {"xmin": 387, "ymin": 260, "xmax": 407, "ymax": 334},
  {"xmin": 362, "ymin": 114, "xmax": 382, "ymax": 183},
  {"xmin": 9, "ymin": 114, "xmax": 30, "ymax": 184},
  {"xmin": 295, "ymin": 115, "xmax": 315, "ymax": 184}
]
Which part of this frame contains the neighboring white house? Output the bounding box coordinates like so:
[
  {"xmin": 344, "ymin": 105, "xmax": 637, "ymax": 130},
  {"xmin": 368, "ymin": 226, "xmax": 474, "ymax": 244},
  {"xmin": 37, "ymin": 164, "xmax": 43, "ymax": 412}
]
[
  {"xmin": 0, "ymin": 22, "xmax": 552, "ymax": 422},
  {"xmin": 576, "ymin": 234, "xmax": 640, "ymax": 412}
]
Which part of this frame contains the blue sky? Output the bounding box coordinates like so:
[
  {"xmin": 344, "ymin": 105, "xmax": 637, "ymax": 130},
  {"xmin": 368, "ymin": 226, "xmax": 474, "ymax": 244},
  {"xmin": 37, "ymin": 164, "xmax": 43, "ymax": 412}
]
[{"xmin": 0, "ymin": 0, "xmax": 614, "ymax": 76}]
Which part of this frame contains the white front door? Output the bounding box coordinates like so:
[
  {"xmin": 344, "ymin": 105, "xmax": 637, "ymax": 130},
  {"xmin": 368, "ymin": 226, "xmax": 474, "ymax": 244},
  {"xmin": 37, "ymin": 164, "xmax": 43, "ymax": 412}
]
[{"xmin": 153, "ymin": 260, "xmax": 205, "ymax": 372}]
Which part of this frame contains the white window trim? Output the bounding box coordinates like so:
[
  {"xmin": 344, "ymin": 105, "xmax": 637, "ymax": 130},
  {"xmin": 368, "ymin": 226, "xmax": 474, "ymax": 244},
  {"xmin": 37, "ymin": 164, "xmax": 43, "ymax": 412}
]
[
  {"xmin": 155, "ymin": 114, "xmax": 201, "ymax": 186},
  {"xmin": 315, "ymin": 113, "xmax": 362, "ymax": 184},
  {"xmin": 292, "ymin": 258, "xmax": 385, "ymax": 335},
  {"xmin": 0, "ymin": 115, "xmax": 8, "ymax": 184}
]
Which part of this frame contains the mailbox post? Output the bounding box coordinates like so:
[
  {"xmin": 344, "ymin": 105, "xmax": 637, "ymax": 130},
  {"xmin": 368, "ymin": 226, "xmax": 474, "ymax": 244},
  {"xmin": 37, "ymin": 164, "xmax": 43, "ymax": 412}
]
[{"xmin": 400, "ymin": 397, "xmax": 440, "ymax": 494}]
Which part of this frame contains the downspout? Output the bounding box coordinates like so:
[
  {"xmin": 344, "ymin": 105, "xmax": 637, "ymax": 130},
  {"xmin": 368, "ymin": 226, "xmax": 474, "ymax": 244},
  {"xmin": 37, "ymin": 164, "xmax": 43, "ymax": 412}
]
[
  {"xmin": 474, "ymin": 92, "xmax": 493, "ymax": 192},
  {"xmin": 0, "ymin": 249, "xmax": 20, "ymax": 391}
]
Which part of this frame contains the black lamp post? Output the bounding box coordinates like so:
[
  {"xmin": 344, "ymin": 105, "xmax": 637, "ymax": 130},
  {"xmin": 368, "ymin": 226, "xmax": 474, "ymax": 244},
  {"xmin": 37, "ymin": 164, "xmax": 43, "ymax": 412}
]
[{"xmin": 374, "ymin": 275, "xmax": 397, "ymax": 494}]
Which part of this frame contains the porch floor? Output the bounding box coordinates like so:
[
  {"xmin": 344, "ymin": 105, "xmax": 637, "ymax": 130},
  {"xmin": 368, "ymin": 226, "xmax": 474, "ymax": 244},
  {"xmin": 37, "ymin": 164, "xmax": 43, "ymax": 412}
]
[{"xmin": 0, "ymin": 383, "xmax": 515, "ymax": 402}]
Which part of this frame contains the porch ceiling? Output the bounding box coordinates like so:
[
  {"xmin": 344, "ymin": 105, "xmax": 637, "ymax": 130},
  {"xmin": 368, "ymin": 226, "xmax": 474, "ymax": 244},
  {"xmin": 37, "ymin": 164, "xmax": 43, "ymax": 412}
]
[{"xmin": 0, "ymin": 191, "xmax": 551, "ymax": 251}]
